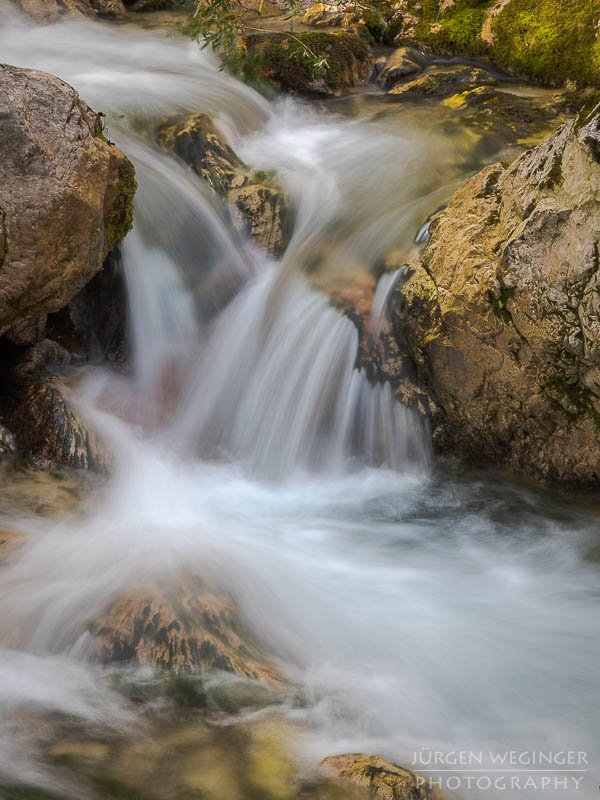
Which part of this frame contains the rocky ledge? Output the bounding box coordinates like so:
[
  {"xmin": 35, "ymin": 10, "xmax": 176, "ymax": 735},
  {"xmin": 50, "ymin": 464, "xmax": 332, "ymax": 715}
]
[{"xmin": 394, "ymin": 104, "xmax": 600, "ymax": 486}]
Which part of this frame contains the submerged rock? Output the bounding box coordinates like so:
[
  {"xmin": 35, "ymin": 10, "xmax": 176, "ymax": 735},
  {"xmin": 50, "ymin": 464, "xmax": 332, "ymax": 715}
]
[
  {"xmin": 88, "ymin": 579, "xmax": 286, "ymax": 686},
  {"xmin": 389, "ymin": 65, "xmax": 496, "ymax": 98},
  {"xmin": 320, "ymin": 754, "xmax": 439, "ymax": 799},
  {"xmin": 396, "ymin": 105, "xmax": 600, "ymax": 485},
  {"xmin": 157, "ymin": 113, "xmax": 291, "ymax": 256},
  {"xmin": 0, "ymin": 64, "xmax": 135, "ymax": 337}
]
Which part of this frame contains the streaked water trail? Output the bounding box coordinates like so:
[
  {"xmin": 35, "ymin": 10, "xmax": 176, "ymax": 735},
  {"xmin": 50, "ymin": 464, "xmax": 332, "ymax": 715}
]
[{"xmin": 0, "ymin": 4, "xmax": 599, "ymax": 799}]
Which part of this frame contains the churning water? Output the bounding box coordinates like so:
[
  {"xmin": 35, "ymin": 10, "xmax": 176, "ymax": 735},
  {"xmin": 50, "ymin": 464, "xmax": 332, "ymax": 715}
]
[{"xmin": 0, "ymin": 4, "xmax": 599, "ymax": 798}]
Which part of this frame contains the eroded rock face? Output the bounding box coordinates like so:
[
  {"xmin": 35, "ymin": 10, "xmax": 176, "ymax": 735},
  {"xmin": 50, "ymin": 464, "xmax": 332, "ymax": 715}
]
[
  {"xmin": 0, "ymin": 64, "xmax": 135, "ymax": 337},
  {"xmin": 9, "ymin": 378, "xmax": 112, "ymax": 471},
  {"xmin": 87, "ymin": 579, "xmax": 286, "ymax": 686},
  {"xmin": 396, "ymin": 105, "xmax": 600, "ymax": 485},
  {"xmin": 320, "ymin": 754, "xmax": 439, "ymax": 799},
  {"xmin": 157, "ymin": 113, "xmax": 290, "ymax": 256}
]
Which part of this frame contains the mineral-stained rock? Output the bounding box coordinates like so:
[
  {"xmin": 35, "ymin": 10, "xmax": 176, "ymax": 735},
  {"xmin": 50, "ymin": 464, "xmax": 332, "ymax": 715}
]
[
  {"xmin": 0, "ymin": 64, "xmax": 135, "ymax": 338},
  {"xmin": 320, "ymin": 754, "xmax": 439, "ymax": 799},
  {"xmin": 396, "ymin": 105, "xmax": 600, "ymax": 485},
  {"xmin": 157, "ymin": 113, "xmax": 290, "ymax": 256},
  {"xmin": 9, "ymin": 378, "xmax": 111, "ymax": 471},
  {"xmin": 88, "ymin": 579, "xmax": 286, "ymax": 686},
  {"xmin": 156, "ymin": 113, "xmax": 245, "ymax": 196},
  {"xmin": 229, "ymin": 184, "xmax": 289, "ymax": 257}
]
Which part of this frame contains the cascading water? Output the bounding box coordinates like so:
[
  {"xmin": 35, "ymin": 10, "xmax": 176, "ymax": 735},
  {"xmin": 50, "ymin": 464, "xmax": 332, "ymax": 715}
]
[{"xmin": 1, "ymin": 4, "xmax": 599, "ymax": 799}]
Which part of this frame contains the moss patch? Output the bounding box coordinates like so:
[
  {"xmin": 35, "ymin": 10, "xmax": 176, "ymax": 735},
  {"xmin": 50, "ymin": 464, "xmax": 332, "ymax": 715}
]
[
  {"xmin": 491, "ymin": 0, "xmax": 600, "ymax": 87},
  {"xmin": 415, "ymin": 0, "xmax": 494, "ymax": 55},
  {"xmin": 104, "ymin": 161, "xmax": 137, "ymax": 251},
  {"xmin": 249, "ymin": 31, "xmax": 371, "ymax": 93}
]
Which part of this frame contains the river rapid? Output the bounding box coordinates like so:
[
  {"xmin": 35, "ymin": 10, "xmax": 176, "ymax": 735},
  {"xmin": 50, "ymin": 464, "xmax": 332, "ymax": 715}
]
[{"xmin": 0, "ymin": 5, "xmax": 599, "ymax": 799}]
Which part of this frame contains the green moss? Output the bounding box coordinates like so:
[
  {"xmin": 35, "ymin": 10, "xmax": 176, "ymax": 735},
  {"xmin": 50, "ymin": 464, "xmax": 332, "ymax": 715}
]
[
  {"xmin": 491, "ymin": 0, "xmax": 600, "ymax": 86},
  {"xmin": 405, "ymin": 0, "xmax": 600, "ymax": 88},
  {"xmin": 104, "ymin": 162, "xmax": 137, "ymax": 251},
  {"xmin": 253, "ymin": 32, "xmax": 371, "ymax": 92},
  {"xmin": 415, "ymin": 0, "xmax": 493, "ymax": 54}
]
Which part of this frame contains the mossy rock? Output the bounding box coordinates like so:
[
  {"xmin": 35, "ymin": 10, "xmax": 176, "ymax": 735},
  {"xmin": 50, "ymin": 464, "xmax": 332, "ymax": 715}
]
[
  {"xmin": 243, "ymin": 31, "xmax": 374, "ymax": 95},
  {"xmin": 491, "ymin": 0, "xmax": 600, "ymax": 87},
  {"xmin": 396, "ymin": 0, "xmax": 600, "ymax": 88}
]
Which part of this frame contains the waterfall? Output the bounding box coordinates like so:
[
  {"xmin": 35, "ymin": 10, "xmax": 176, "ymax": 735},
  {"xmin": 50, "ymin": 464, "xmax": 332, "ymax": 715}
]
[
  {"xmin": 174, "ymin": 267, "xmax": 428, "ymax": 476},
  {"xmin": 1, "ymin": 7, "xmax": 599, "ymax": 800}
]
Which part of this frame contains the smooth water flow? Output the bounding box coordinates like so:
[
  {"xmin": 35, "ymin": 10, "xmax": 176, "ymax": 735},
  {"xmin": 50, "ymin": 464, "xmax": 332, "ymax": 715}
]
[{"xmin": 0, "ymin": 5, "xmax": 599, "ymax": 798}]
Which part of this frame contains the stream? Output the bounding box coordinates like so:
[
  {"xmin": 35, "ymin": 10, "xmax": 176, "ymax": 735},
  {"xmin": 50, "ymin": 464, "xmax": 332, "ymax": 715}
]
[{"xmin": 0, "ymin": 5, "xmax": 599, "ymax": 799}]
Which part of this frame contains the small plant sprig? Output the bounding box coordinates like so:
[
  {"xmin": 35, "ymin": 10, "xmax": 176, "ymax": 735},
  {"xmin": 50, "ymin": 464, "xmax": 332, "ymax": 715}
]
[
  {"xmin": 98, "ymin": 112, "xmax": 125, "ymax": 145},
  {"xmin": 189, "ymin": 0, "xmax": 330, "ymax": 79}
]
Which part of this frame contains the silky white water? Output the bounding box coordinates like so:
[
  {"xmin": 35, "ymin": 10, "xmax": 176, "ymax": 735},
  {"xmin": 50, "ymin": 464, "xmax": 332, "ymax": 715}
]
[{"xmin": 0, "ymin": 4, "xmax": 599, "ymax": 798}]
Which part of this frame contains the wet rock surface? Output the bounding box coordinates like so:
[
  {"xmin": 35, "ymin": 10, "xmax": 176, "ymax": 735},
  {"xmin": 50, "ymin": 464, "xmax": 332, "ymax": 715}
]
[
  {"xmin": 320, "ymin": 753, "xmax": 440, "ymax": 799},
  {"xmin": 88, "ymin": 578, "xmax": 287, "ymax": 685},
  {"xmin": 396, "ymin": 105, "xmax": 600, "ymax": 485},
  {"xmin": 9, "ymin": 378, "xmax": 112, "ymax": 472},
  {"xmin": 0, "ymin": 64, "xmax": 135, "ymax": 337},
  {"xmin": 0, "ymin": 65, "xmax": 135, "ymax": 470},
  {"xmin": 157, "ymin": 113, "xmax": 291, "ymax": 256},
  {"xmin": 12, "ymin": 0, "xmax": 182, "ymax": 19}
]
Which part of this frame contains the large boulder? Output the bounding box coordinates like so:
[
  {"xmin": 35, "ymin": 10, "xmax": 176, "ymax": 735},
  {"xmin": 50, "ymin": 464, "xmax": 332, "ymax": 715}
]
[
  {"xmin": 0, "ymin": 64, "xmax": 135, "ymax": 337},
  {"xmin": 396, "ymin": 105, "xmax": 600, "ymax": 485},
  {"xmin": 0, "ymin": 64, "xmax": 135, "ymax": 470}
]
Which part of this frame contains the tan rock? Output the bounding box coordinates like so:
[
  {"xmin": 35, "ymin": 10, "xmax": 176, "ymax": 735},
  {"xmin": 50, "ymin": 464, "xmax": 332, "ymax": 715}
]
[
  {"xmin": 14, "ymin": 0, "xmax": 127, "ymax": 20},
  {"xmin": 302, "ymin": 2, "xmax": 346, "ymax": 27},
  {"xmin": 389, "ymin": 65, "xmax": 496, "ymax": 97},
  {"xmin": 87, "ymin": 578, "xmax": 287, "ymax": 687},
  {"xmin": 396, "ymin": 105, "xmax": 600, "ymax": 484},
  {"xmin": 0, "ymin": 529, "xmax": 26, "ymax": 562},
  {"xmin": 0, "ymin": 64, "xmax": 135, "ymax": 337},
  {"xmin": 14, "ymin": 0, "xmax": 94, "ymax": 22},
  {"xmin": 378, "ymin": 46, "xmax": 423, "ymax": 89},
  {"xmin": 320, "ymin": 753, "xmax": 440, "ymax": 799},
  {"xmin": 157, "ymin": 113, "xmax": 290, "ymax": 256},
  {"xmin": 156, "ymin": 113, "xmax": 245, "ymax": 196}
]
